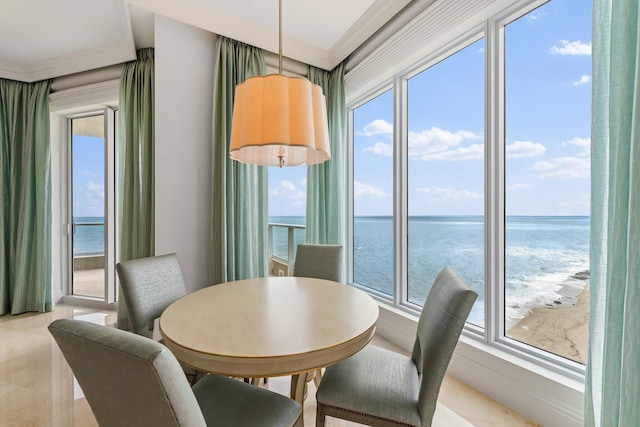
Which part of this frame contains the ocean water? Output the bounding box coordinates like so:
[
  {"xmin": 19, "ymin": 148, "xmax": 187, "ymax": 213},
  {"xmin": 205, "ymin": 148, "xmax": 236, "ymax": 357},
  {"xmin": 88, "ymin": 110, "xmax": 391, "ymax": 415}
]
[
  {"xmin": 269, "ymin": 216, "xmax": 307, "ymax": 260},
  {"xmin": 73, "ymin": 216, "xmax": 105, "ymax": 255},
  {"xmin": 273, "ymin": 215, "xmax": 590, "ymax": 328},
  {"xmin": 76, "ymin": 215, "xmax": 589, "ymax": 329}
]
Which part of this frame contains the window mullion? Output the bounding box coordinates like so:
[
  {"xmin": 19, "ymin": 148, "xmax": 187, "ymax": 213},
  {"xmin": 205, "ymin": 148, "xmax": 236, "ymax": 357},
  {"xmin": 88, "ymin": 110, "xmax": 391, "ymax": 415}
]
[
  {"xmin": 346, "ymin": 109, "xmax": 355, "ymax": 285},
  {"xmin": 393, "ymin": 76, "xmax": 408, "ymax": 306},
  {"xmin": 485, "ymin": 17, "xmax": 506, "ymax": 344}
]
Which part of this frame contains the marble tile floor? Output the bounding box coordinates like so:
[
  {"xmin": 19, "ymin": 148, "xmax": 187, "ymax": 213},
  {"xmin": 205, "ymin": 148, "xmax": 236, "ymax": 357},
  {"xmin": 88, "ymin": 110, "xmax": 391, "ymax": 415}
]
[{"xmin": 0, "ymin": 304, "xmax": 539, "ymax": 427}]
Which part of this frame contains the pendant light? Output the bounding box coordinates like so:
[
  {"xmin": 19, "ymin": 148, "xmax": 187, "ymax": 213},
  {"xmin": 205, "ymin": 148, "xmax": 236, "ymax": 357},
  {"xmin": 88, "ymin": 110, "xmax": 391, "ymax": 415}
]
[{"xmin": 229, "ymin": 0, "xmax": 331, "ymax": 167}]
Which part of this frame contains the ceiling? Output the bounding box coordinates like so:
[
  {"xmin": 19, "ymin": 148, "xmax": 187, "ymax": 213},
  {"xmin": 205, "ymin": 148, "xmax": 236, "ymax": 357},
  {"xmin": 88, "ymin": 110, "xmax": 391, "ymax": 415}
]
[{"xmin": 0, "ymin": 0, "xmax": 411, "ymax": 83}]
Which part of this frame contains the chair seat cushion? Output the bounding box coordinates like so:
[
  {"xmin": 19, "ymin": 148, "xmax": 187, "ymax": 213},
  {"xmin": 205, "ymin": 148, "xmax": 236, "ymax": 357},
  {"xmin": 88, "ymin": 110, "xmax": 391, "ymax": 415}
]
[
  {"xmin": 193, "ymin": 375, "xmax": 301, "ymax": 427},
  {"xmin": 316, "ymin": 345, "xmax": 421, "ymax": 426}
]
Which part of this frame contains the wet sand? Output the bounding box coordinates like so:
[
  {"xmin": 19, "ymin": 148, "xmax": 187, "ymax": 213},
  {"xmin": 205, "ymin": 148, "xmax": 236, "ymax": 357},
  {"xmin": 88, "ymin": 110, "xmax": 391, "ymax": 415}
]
[{"xmin": 507, "ymin": 285, "xmax": 590, "ymax": 364}]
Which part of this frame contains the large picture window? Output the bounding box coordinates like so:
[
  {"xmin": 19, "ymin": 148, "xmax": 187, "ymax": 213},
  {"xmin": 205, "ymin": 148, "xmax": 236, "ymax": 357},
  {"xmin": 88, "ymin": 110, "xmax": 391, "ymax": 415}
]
[
  {"xmin": 503, "ymin": 0, "xmax": 591, "ymax": 364},
  {"xmin": 352, "ymin": 89, "xmax": 394, "ymax": 296},
  {"xmin": 407, "ymin": 39, "xmax": 485, "ymax": 325},
  {"xmin": 348, "ymin": 0, "xmax": 590, "ymax": 369}
]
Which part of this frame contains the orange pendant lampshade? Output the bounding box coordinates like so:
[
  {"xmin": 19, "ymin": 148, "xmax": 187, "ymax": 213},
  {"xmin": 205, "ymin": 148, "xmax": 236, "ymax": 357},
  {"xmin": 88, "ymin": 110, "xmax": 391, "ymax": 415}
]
[
  {"xmin": 228, "ymin": 0, "xmax": 331, "ymax": 168},
  {"xmin": 229, "ymin": 74, "xmax": 330, "ymax": 167}
]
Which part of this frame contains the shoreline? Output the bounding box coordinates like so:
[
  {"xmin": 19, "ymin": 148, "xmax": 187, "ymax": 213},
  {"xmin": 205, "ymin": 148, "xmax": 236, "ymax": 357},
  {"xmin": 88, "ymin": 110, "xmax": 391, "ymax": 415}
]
[{"xmin": 507, "ymin": 280, "xmax": 590, "ymax": 364}]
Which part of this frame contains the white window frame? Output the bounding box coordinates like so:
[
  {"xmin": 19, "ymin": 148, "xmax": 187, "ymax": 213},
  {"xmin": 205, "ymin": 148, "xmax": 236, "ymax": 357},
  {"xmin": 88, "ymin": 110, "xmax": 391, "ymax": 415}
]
[
  {"xmin": 346, "ymin": 2, "xmax": 588, "ymax": 420},
  {"xmin": 50, "ymin": 79, "xmax": 120, "ymax": 309}
]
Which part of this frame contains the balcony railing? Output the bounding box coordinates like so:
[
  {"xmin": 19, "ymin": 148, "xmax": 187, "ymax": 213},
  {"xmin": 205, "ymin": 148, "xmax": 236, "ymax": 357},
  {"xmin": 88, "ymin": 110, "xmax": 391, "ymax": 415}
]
[
  {"xmin": 71, "ymin": 221, "xmax": 303, "ymax": 278},
  {"xmin": 268, "ymin": 222, "xmax": 305, "ymax": 276}
]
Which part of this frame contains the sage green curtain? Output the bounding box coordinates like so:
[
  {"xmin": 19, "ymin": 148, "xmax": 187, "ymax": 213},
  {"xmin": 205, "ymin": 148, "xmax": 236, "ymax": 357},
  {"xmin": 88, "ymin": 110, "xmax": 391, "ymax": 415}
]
[
  {"xmin": 585, "ymin": 0, "xmax": 640, "ymax": 425},
  {"xmin": 117, "ymin": 48, "xmax": 154, "ymax": 329},
  {"xmin": 119, "ymin": 48, "xmax": 155, "ymax": 261},
  {"xmin": 211, "ymin": 37, "xmax": 267, "ymax": 284},
  {"xmin": 305, "ymin": 64, "xmax": 346, "ymax": 245},
  {"xmin": 0, "ymin": 78, "xmax": 52, "ymax": 315}
]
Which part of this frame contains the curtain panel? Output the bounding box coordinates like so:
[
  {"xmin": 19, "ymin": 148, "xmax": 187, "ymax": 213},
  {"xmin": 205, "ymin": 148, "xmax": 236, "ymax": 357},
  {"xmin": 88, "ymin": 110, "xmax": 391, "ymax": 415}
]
[
  {"xmin": 211, "ymin": 37, "xmax": 268, "ymax": 284},
  {"xmin": 118, "ymin": 47, "xmax": 155, "ymax": 262},
  {"xmin": 585, "ymin": 0, "xmax": 640, "ymax": 425},
  {"xmin": 117, "ymin": 48, "xmax": 155, "ymax": 329},
  {"xmin": 305, "ymin": 64, "xmax": 346, "ymax": 245},
  {"xmin": 0, "ymin": 78, "xmax": 52, "ymax": 315}
]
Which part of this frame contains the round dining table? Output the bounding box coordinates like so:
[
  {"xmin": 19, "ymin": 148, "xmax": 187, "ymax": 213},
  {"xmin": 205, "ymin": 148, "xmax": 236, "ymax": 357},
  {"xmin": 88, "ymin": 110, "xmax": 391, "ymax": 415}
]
[{"xmin": 159, "ymin": 276, "xmax": 379, "ymax": 404}]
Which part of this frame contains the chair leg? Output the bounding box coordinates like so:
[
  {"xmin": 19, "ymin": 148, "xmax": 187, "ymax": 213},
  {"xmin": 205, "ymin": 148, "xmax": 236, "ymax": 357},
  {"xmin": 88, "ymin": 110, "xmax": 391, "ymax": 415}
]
[{"xmin": 315, "ymin": 404, "xmax": 326, "ymax": 427}]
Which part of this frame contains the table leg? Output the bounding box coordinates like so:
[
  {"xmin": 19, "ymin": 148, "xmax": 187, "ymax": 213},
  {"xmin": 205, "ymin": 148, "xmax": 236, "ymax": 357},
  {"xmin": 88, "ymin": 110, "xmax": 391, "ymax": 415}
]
[
  {"xmin": 291, "ymin": 372, "xmax": 309, "ymax": 426},
  {"xmin": 290, "ymin": 371, "xmax": 311, "ymax": 404}
]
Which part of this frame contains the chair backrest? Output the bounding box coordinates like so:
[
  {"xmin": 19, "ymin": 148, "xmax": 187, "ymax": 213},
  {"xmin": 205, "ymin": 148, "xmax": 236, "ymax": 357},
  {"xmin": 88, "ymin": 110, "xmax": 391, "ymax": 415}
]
[
  {"xmin": 49, "ymin": 318, "xmax": 207, "ymax": 427},
  {"xmin": 293, "ymin": 244, "xmax": 343, "ymax": 282},
  {"xmin": 410, "ymin": 267, "xmax": 478, "ymax": 426},
  {"xmin": 116, "ymin": 253, "xmax": 188, "ymax": 337}
]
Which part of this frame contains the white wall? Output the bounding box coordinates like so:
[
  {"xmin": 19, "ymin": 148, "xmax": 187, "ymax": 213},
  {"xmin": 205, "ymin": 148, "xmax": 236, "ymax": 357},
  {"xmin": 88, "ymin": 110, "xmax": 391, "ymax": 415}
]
[{"xmin": 154, "ymin": 16, "xmax": 215, "ymax": 293}]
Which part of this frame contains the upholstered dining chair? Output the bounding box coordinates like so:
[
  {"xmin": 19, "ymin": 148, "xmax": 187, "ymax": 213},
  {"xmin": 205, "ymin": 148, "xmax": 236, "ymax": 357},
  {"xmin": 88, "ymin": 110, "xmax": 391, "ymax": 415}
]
[
  {"xmin": 49, "ymin": 319, "xmax": 302, "ymax": 427},
  {"xmin": 315, "ymin": 267, "xmax": 478, "ymax": 427},
  {"xmin": 292, "ymin": 243, "xmax": 343, "ymax": 388},
  {"xmin": 293, "ymin": 244, "xmax": 343, "ymax": 283},
  {"xmin": 116, "ymin": 253, "xmax": 201, "ymax": 385}
]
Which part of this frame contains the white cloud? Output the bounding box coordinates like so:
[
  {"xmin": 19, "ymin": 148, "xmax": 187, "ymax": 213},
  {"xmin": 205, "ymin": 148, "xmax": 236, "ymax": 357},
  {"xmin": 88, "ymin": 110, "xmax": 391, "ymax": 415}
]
[
  {"xmin": 281, "ymin": 180, "xmax": 296, "ymax": 191},
  {"xmin": 549, "ymin": 40, "xmax": 592, "ymax": 56},
  {"xmin": 269, "ymin": 180, "xmax": 306, "ymax": 206},
  {"xmin": 360, "ymin": 119, "xmax": 393, "ymax": 136},
  {"xmin": 408, "ymin": 127, "xmax": 482, "ymax": 160},
  {"xmin": 86, "ymin": 180, "xmax": 104, "ymax": 200},
  {"xmin": 87, "ymin": 180, "xmax": 103, "ymax": 192},
  {"xmin": 364, "ymin": 142, "xmax": 393, "ymax": 156},
  {"xmin": 532, "ymin": 161, "xmax": 555, "ymax": 171},
  {"xmin": 365, "ymin": 134, "xmax": 546, "ymax": 163},
  {"xmin": 506, "ymin": 140, "xmax": 546, "ymax": 158},
  {"xmin": 573, "ymin": 75, "xmax": 591, "ymax": 86},
  {"xmin": 421, "ymin": 143, "xmax": 484, "ymax": 161},
  {"xmin": 533, "ymin": 156, "xmax": 590, "ymax": 179},
  {"xmin": 417, "ymin": 187, "xmax": 483, "ymax": 200},
  {"xmin": 363, "ymin": 126, "xmax": 483, "ymax": 160},
  {"xmin": 354, "ymin": 181, "xmax": 386, "ymax": 198},
  {"xmin": 507, "ymin": 183, "xmax": 532, "ymax": 191},
  {"xmin": 525, "ymin": 9, "xmax": 547, "ymax": 22},
  {"xmin": 563, "ymin": 136, "xmax": 591, "ymax": 156}
]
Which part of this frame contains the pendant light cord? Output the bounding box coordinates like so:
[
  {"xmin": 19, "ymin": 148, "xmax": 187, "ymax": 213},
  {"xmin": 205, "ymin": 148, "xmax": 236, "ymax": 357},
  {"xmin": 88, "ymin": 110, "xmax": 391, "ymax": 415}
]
[{"xmin": 278, "ymin": 0, "xmax": 283, "ymax": 74}]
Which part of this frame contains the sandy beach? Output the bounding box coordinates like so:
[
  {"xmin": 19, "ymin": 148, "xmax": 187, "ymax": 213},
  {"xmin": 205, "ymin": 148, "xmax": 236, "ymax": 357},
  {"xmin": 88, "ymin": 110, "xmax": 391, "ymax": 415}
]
[{"xmin": 507, "ymin": 281, "xmax": 590, "ymax": 364}]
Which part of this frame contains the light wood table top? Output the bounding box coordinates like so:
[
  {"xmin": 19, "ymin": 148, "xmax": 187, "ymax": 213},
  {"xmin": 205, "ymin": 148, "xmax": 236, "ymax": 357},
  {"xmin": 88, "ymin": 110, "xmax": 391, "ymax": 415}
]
[{"xmin": 159, "ymin": 276, "xmax": 379, "ymax": 403}]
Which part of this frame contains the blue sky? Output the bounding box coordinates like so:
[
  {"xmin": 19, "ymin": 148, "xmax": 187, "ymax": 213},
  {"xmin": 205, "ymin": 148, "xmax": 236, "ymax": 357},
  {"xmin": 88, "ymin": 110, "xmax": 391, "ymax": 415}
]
[
  {"xmin": 73, "ymin": 135, "xmax": 105, "ymax": 218},
  {"xmin": 72, "ymin": 0, "xmax": 591, "ymax": 219},
  {"xmin": 269, "ymin": 0, "xmax": 592, "ymax": 217}
]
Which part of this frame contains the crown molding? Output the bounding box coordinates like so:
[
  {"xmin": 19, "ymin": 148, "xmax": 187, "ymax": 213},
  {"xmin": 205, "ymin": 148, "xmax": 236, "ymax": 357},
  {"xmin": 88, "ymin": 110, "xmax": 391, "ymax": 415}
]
[
  {"xmin": 30, "ymin": 43, "xmax": 135, "ymax": 83},
  {"xmin": 0, "ymin": 63, "xmax": 28, "ymax": 82},
  {"xmin": 127, "ymin": 0, "xmax": 406, "ymax": 71},
  {"xmin": 127, "ymin": 0, "xmax": 335, "ymax": 69},
  {"xmin": 0, "ymin": 0, "xmax": 135, "ymax": 83}
]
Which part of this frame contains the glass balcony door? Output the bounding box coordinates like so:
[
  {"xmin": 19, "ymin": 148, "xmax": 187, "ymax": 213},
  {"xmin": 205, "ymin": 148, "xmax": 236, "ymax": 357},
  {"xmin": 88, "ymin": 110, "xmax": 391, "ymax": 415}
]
[{"xmin": 69, "ymin": 111, "xmax": 116, "ymax": 302}]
